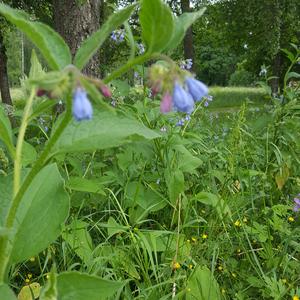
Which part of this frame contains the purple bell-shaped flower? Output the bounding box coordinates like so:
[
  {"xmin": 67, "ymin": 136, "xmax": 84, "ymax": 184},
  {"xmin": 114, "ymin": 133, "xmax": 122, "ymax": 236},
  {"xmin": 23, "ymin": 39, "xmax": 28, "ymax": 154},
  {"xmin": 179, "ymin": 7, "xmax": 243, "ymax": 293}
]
[
  {"xmin": 185, "ymin": 77, "xmax": 208, "ymax": 102},
  {"xmin": 172, "ymin": 83, "xmax": 194, "ymax": 113},
  {"xmin": 72, "ymin": 87, "xmax": 93, "ymax": 121}
]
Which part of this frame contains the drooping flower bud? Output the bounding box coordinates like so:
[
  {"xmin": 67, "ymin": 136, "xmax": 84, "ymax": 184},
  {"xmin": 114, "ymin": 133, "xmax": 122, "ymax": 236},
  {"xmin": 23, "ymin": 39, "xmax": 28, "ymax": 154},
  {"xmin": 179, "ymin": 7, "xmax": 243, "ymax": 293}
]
[
  {"xmin": 72, "ymin": 87, "xmax": 93, "ymax": 121},
  {"xmin": 36, "ymin": 89, "xmax": 47, "ymax": 97},
  {"xmin": 100, "ymin": 85, "xmax": 112, "ymax": 98},
  {"xmin": 185, "ymin": 77, "xmax": 208, "ymax": 102},
  {"xmin": 160, "ymin": 92, "xmax": 172, "ymax": 114},
  {"xmin": 151, "ymin": 81, "xmax": 161, "ymax": 97},
  {"xmin": 172, "ymin": 83, "xmax": 194, "ymax": 113}
]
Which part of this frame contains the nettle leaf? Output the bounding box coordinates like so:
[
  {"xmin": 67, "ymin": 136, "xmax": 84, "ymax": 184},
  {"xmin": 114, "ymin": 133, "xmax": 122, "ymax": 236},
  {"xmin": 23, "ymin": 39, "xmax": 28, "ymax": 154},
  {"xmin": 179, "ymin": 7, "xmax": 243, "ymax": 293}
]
[
  {"xmin": 166, "ymin": 8, "xmax": 206, "ymax": 53},
  {"xmin": 0, "ymin": 105, "xmax": 15, "ymax": 159},
  {"xmin": 139, "ymin": 0, "xmax": 174, "ymax": 53},
  {"xmin": 0, "ymin": 3, "xmax": 71, "ymax": 70},
  {"xmin": 50, "ymin": 111, "xmax": 160, "ymax": 155},
  {"xmin": 74, "ymin": 4, "xmax": 137, "ymax": 70},
  {"xmin": 56, "ymin": 272, "xmax": 125, "ymax": 300},
  {"xmin": 9, "ymin": 164, "xmax": 69, "ymax": 263}
]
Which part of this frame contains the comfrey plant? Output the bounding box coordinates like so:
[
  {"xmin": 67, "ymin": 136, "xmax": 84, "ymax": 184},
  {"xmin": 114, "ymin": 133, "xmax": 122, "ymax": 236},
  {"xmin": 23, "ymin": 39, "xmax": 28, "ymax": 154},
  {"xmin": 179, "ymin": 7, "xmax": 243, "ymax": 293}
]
[
  {"xmin": 148, "ymin": 63, "xmax": 208, "ymax": 114},
  {"xmin": 0, "ymin": 0, "xmax": 207, "ymax": 298}
]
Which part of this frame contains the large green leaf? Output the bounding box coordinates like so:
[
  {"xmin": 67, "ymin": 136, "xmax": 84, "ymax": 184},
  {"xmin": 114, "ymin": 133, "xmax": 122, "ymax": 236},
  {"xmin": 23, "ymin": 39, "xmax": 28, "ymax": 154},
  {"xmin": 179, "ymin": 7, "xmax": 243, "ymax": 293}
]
[
  {"xmin": 0, "ymin": 3, "xmax": 71, "ymax": 70},
  {"xmin": 186, "ymin": 266, "xmax": 221, "ymax": 300},
  {"xmin": 0, "ymin": 284, "xmax": 17, "ymax": 300},
  {"xmin": 9, "ymin": 164, "xmax": 69, "ymax": 263},
  {"xmin": 139, "ymin": 0, "xmax": 174, "ymax": 53},
  {"xmin": 165, "ymin": 8, "xmax": 206, "ymax": 53},
  {"xmin": 57, "ymin": 272, "xmax": 125, "ymax": 300},
  {"xmin": 50, "ymin": 112, "xmax": 160, "ymax": 155},
  {"xmin": 74, "ymin": 4, "xmax": 136, "ymax": 70},
  {"xmin": 0, "ymin": 105, "xmax": 15, "ymax": 159}
]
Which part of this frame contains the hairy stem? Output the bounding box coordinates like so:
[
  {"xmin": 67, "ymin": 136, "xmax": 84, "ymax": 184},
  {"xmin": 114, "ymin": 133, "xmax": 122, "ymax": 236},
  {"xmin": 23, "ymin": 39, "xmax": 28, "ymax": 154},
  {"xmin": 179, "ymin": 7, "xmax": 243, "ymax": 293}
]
[
  {"xmin": 13, "ymin": 88, "xmax": 36, "ymax": 197},
  {"xmin": 0, "ymin": 93, "xmax": 72, "ymax": 283}
]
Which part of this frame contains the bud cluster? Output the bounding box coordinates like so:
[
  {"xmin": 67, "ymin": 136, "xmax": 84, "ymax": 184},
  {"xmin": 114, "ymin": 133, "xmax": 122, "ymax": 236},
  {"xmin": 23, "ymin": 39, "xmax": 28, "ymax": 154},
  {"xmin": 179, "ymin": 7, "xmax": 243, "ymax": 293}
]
[
  {"xmin": 35, "ymin": 68, "xmax": 112, "ymax": 122},
  {"xmin": 148, "ymin": 63, "xmax": 209, "ymax": 114}
]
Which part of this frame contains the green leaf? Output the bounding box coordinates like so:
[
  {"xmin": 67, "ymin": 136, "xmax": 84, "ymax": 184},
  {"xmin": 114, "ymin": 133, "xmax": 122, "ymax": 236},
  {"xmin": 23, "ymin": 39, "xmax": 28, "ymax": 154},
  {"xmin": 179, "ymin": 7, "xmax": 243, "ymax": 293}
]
[
  {"xmin": 51, "ymin": 111, "xmax": 160, "ymax": 155},
  {"xmin": 194, "ymin": 192, "xmax": 231, "ymax": 219},
  {"xmin": 139, "ymin": 0, "xmax": 174, "ymax": 53},
  {"xmin": 0, "ymin": 284, "xmax": 17, "ymax": 300},
  {"xmin": 0, "ymin": 3, "xmax": 71, "ymax": 70},
  {"xmin": 66, "ymin": 177, "xmax": 105, "ymax": 195},
  {"xmin": 286, "ymin": 71, "xmax": 300, "ymax": 81},
  {"xmin": 0, "ymin": 105, "xmax": 15, "ymax": 159},
  {"xmin": 29, "ymin": 49, "xmax": 45, "ymax": 79},
  {"xmin": 165, "ymin": 169, "xmax": 184, "ymax": 205},
  {"xmin": 165, "ymin": 8, "xmax": 206, "ymax": 52},
  {"xmin": 10, "ymin": 164, "xmax": 69, "ymax": 263},
  {"xmin": 74, "ymin": 4, "xmax": 137, "ymax": 70},
  {"xmin": 21, "ymin": 141, "xmax": 37, "ymax": 167},
  {"xmin": 40, "ymin": 268, "xmax": 58, "ymax": 300},
  {"xmin": 186, "ymin": 266, "xmax": 221, "ymax": 300},
  {"xmin": 62, "ymin": 220, "xmax": 93, "ymax": 264},
  {"xmin": 106, "ymin": 217, "xmax": 128, "ymax": 238},
  {"xmin": 56, "ymin": 272, "xmax": 125, "ymax": 300}
]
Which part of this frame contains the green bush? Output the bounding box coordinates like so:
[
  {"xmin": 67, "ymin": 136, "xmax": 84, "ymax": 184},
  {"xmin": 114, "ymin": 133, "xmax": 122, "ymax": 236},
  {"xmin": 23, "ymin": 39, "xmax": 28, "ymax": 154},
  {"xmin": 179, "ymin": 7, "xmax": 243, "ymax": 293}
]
[{"xmin": 228, "ymin": 69, "xmax": 256, "ymax": 86}]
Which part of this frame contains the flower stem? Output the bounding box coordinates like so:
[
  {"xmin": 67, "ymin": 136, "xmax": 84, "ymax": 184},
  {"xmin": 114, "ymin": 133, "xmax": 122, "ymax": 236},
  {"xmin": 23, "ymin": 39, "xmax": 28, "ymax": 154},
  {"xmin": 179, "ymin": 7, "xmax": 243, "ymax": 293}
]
[
  {"xmin": 0, "ymin": 93, "xmax": 72, "ymax": 283},
  {"xmin": 13, "ymin": 88, "xmax": 36, "ymax": 197},
  {"xmin": 103, "ymin": 53, "xmax": 152, "ymax": 84}
]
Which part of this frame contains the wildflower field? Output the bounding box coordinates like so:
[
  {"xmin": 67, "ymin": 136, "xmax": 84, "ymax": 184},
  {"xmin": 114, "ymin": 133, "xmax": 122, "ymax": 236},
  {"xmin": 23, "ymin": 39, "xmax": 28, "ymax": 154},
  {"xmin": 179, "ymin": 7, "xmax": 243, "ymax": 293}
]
[{"xmin": 0, "ymin": 0, "xmax": 300, "ymax": 299}]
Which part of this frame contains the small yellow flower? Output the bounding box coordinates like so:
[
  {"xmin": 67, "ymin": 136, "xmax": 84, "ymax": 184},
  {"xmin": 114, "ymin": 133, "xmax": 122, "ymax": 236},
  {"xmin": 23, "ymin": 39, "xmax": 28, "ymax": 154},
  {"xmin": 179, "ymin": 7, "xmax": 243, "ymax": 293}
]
[
  {"xmin": 187, "ymin": 239, "xmax": 191, "ymax": 243},
  {"xmin": 188, "ymin": 264, "xmax": 193, "ymax": 269},
  {"xmin": 202, "ymin": 233, "xmax": 208, "ymax": 239},
  {"xmin": 236, "ymin": 248, "xmax": 241, "ymax": 253},
  {"xmin": 221, "ymin": 288, "xmax": 226, "ymax": 294},
  {"xmin": 191, "ymin": 237, "xmax": 197, "ymax": 243},
  {"xmin": 27, "ymin": 273, "xmax": 32, "ymax": 279},
  {"xmin": 173, "ymin": 262, "xmax": 181, "ymax": 270},
  {"xmin": 231, "ymin": 272, "xmax": 237, "ymax": 278},
  {"xmin": 218, "ymin": 265, "xmax": 223, "ymax": 271},
  {"xmin": 234, "ymin": 220, "xmax": 241, "ymax": 227},
  {"xmin": 288, "ymin": 216, "xmax": 295, "ymax": 222},
  {"xmin": 29, "ymin": 257, "xmax": 35, "ymax": 262},
  {"xmin": 25, "ymin": 278, "xmax": 30, "ymax": 284},
  {"xmin": 281, "ymin": 278, "xmax": 287, "ymax": 284},
  {"xmin": 293, "ymin": 295, "xmax": 299, "ymax": 300},
  {"xmin": 243, "ymin": 217, "xmax": 248, "ymax": 223}
]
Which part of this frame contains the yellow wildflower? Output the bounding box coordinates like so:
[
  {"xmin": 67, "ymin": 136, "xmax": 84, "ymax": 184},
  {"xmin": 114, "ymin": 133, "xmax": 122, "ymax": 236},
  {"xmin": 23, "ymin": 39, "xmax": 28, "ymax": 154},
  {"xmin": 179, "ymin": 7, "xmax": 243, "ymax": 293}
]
[
  {"xmin": 234, "ymin": 220, "xmax": 241, "ymax": 227},
  {"xmin": 293, "ymin": 295, "xmax": 299, "ymax": 300},
  {"xmin": 173, "ymin": 262, "xmax": 181, "ymax": 270},
  {"xmin": 288, "ymin": 216, "xmax": 295, "ymax": 222},
  {"xmin": 202, "ymin": 233, "xmax": 208, "ymax": 239}
]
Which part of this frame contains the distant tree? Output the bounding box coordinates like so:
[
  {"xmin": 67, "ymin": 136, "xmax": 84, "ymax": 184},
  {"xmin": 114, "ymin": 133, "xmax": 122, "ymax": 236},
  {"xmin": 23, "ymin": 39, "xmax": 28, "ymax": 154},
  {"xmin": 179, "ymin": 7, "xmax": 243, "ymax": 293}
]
[{"xmin": 213, "ymin": 0, "xmax": 300, "ymax": 92}]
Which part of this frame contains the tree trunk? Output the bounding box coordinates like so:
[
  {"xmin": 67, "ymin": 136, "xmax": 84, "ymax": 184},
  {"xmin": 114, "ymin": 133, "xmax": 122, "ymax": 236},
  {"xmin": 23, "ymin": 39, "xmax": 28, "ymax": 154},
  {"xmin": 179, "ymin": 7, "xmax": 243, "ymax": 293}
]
[
  {"xmin": 180, "ymin": 0, "xmax": 195, "ymax": 72},
  {"xmin": 0, "ymin": 31, "xmax": 13, "ymax": 106},
  {"xmin": 53, "ymin": 0, "xmax": 101, "ymax": 77}
]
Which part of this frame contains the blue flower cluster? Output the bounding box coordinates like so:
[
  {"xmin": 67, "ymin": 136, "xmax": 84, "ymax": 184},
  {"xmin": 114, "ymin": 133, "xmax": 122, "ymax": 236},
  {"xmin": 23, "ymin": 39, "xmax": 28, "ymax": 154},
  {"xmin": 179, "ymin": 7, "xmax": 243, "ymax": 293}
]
[
  {"xmin": 111, "ymin": 29, "xmax": 125, "ymax": 43},
  {"xmin": 180, "ymin": 58, "xmax": 193, "ymax": 70},
  {"xmin": 171, "ymin": 77, "xmax": 208, "ymax": 113}
]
